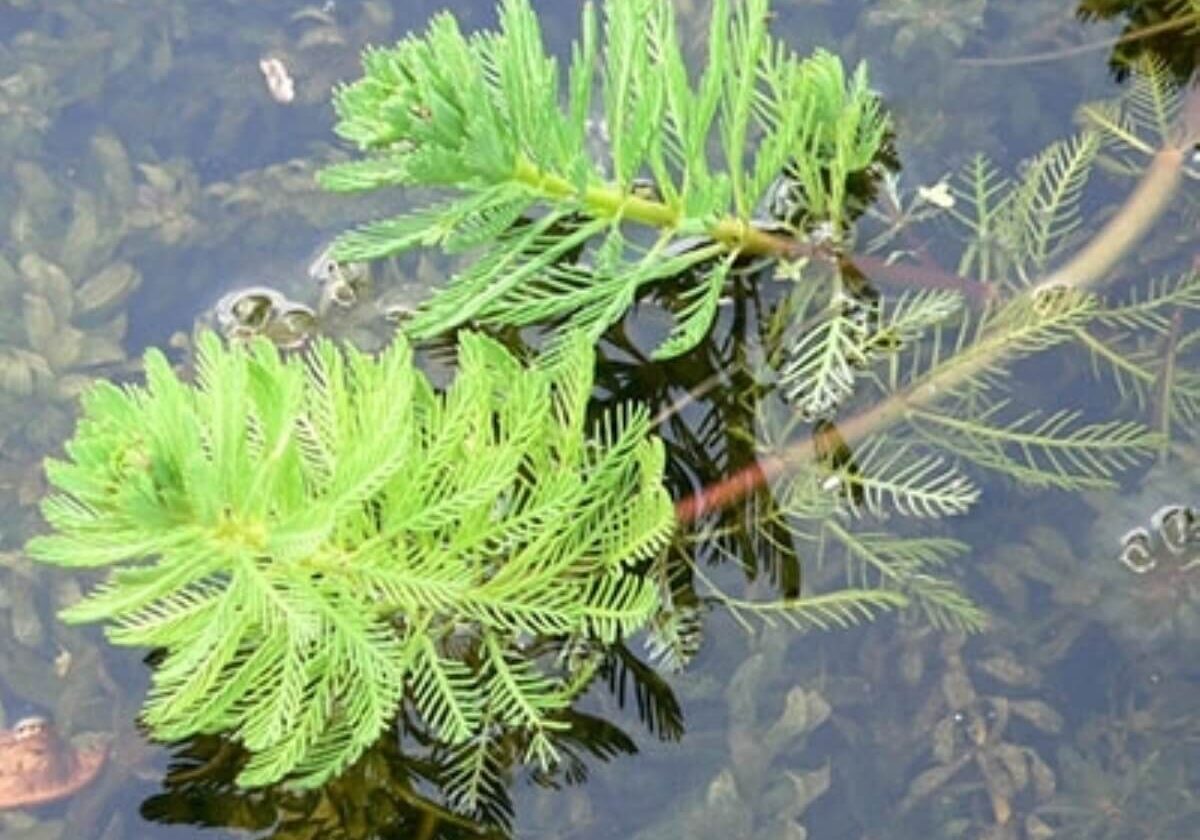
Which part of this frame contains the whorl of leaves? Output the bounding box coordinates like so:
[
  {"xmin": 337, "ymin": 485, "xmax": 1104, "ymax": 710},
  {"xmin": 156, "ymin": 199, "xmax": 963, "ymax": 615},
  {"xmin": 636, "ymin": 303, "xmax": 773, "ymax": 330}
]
[
  {"xmin": 27, "ymin": 331, "xmax": 675, "ymax": 791},
  {"xmin": 318, "ymin": 0, "xmax": 889, "ymax": 358}
]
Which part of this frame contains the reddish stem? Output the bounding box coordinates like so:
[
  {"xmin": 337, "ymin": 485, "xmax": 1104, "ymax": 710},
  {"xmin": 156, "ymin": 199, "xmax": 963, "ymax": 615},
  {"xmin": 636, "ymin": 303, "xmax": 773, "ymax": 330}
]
[
  {"xmin": 674, "ymin": 457, "xmax": 774, "ymax": 525},
  {"xmin": 847, "ymin": 254, "xmax": 997, "ymax": 306}
]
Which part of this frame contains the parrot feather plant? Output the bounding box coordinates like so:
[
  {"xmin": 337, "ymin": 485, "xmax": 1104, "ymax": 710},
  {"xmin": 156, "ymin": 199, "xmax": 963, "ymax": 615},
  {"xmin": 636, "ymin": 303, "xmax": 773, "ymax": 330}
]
[
  {"xmin": 23, "ymin": 0, "xmax": 1200, "ymax": 821},
  {"xmin": 314, "ymin": 0, "xmax": 1194, "ymax": 635},
  {"xmin": 27, "ymin": 332, "xmax": 675, "ymax": 792},
  {"xmin": 317, "ymin": 0, "xmax": 891, "ymax": 359}
]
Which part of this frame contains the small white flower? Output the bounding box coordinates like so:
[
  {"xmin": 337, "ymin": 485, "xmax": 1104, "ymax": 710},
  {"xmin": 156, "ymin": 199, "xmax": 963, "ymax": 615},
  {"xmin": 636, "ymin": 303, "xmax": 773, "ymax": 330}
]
[{"xmin": 917, "ymin": 180, "xmax": 955, "ymax": 209}]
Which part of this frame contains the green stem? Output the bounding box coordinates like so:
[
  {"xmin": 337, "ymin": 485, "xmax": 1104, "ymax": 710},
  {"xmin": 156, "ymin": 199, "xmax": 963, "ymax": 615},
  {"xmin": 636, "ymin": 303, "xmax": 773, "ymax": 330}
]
[
  {"xmin": 1072, "ymin": 327, "xmax": 1156, "ymax": 389},
  {"xmin": 512, "ymin": 155, "xmax": 806, "ymax": 256},
  {"xmin": 512, "ymin": 156, "xmax": 993, "ymax": 302}
]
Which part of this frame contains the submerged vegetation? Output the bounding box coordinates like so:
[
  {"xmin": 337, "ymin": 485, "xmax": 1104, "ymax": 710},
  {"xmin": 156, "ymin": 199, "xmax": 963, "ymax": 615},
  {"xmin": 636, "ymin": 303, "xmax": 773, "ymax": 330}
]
[{"xmin": 5, "ymin": 0, "xmax": 1200, "ymax": 836}]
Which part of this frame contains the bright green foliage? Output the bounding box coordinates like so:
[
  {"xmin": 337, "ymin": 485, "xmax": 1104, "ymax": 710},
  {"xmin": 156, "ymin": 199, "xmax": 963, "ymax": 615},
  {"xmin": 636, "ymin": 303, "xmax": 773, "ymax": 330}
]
[
  {"xmin": 20, "ymin": 4, "xmax": 1192, "ymax": 812},
  {"xmin": 26, "ymin": 331, "xmax": 675, "ymax": 789},
  {"xmin": 318, "ymin": 0, "xmax": 888, "ymax": 358}
]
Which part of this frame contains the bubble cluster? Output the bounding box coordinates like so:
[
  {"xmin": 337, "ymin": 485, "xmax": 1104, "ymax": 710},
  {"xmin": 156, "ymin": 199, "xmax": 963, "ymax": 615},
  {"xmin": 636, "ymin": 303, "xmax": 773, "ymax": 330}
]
[
  {"xmin": 213, "ymin": 285, "xmax": 316, "ymax": 350},
  {"xmin": 1118, "ymin": 505, "xmax": 1199, "ymax": 574},
  {"xmin": 1086, "ymin": 469, "xmax": 1200, "ymax": 650}
]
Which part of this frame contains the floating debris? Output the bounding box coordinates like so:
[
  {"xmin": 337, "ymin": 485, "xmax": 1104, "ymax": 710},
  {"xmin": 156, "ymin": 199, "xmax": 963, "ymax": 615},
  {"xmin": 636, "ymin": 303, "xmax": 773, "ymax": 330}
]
[
  {"xmin": 1151, "ymin": 504, "xmax": 1197, "ymax": 557},
  {"xmin": 0, "ymin": 718, "xmax": 106, "ymax": 809},
  {"xmin": 1084, "ymin": 466, "xmax": 1200, "ymax": 650},
  {"xmin": 258, "ymin": 56, "xmax": 295, "ymax": 104},
  {"xmin": 1118, "ymin": 504, "xmax": 1198, "ymax": 573}
]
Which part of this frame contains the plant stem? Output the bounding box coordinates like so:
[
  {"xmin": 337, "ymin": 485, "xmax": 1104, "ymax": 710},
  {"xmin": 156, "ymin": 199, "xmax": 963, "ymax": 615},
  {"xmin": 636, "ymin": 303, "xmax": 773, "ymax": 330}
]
[
  {"xmin": 1151, "ymin": 309, "xmax": 1185, "ymax": 462},
  {"xmin": 957, "ymin": 11, "xmax": 1200, "ymax": 68},
  {"xmin": 513, "ymin": 155, "xmax": 681, "ymax": 229},
  {"xmin": 513, "ymin": 155, "xmax": 789, "ymax": 253},
  {"xmin": 512, "ymin": 156, "xmax": 993, "ymax": 303},
  {"xmin": 1038, "ymin": 146, "xmax": 1188, "ymax": 289},
  {"xmin": 675, "ymin": 93, "xmax": 1199, "ymax": 524}
]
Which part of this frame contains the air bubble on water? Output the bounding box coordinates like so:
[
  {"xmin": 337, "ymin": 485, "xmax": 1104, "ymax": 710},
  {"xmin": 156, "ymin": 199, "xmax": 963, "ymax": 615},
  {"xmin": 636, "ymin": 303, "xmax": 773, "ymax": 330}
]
[{"xmin": 1118, "ymin": 526, "xmax": 1156, "ymax": 574}]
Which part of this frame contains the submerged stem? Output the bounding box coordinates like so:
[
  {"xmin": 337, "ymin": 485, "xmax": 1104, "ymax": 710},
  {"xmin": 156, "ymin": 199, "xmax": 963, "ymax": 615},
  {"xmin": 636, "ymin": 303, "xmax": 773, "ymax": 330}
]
[
  {"xmin": 675, "ymin": 86, "xmax": 1199, "ymax": 523},
  {"xmin": 1038, "ymin": 146, "xmax": 1186, "ymax": 289},
  {"xmin": 957, "ymin": 11, "xmax": 1200, "ymax": 68}
]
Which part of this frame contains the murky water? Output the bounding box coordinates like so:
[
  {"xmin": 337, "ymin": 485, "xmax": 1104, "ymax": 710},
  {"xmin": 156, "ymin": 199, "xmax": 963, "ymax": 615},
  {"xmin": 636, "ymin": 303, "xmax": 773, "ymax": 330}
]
[{"xmin": 0, "ymin": 0, "xmax": 1196, "ymax": 838}]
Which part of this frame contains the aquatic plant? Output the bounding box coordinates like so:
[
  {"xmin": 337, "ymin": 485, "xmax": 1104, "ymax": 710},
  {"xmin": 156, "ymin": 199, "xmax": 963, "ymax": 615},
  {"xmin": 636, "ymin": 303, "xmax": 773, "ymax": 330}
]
[
  {"xmin": 21, "ymin": 0, "xmax": 1200, "ymax": 823},
  {"xmin": 318, "ymin": 0, "xmax": 891, "ymax": 359},
  {"xmin": 320, "ymin": 0, "xmax": 1191, "ymax": 541},
  {"xmin": 633, "ymin": 626, "xmax": 832, "ymax": 840},
  {"xmin": 1077, "ymin": 0, "xmax": 1200, "ymax": 81},
  {"xmin": 896, "ymin": 633, "xmax": 1061, "ymax": 831},
  {"xmin": 864, "ymin": 0, "xmax": 986, "ymax": 59},
  {"xmin": 26, "ymin": 330, "xmax": 675, "ymax": 791},
  {"xmin": 691, "ymin": 57, "xmax": 1198, "ymax": 509},
  {"xmin": 1036, "ymin": 738, "xmax": 1200, "ymax": 839},
  {"xmin": 282, "ymin": 2, "xmax": 1191, "ymax": 642}
]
